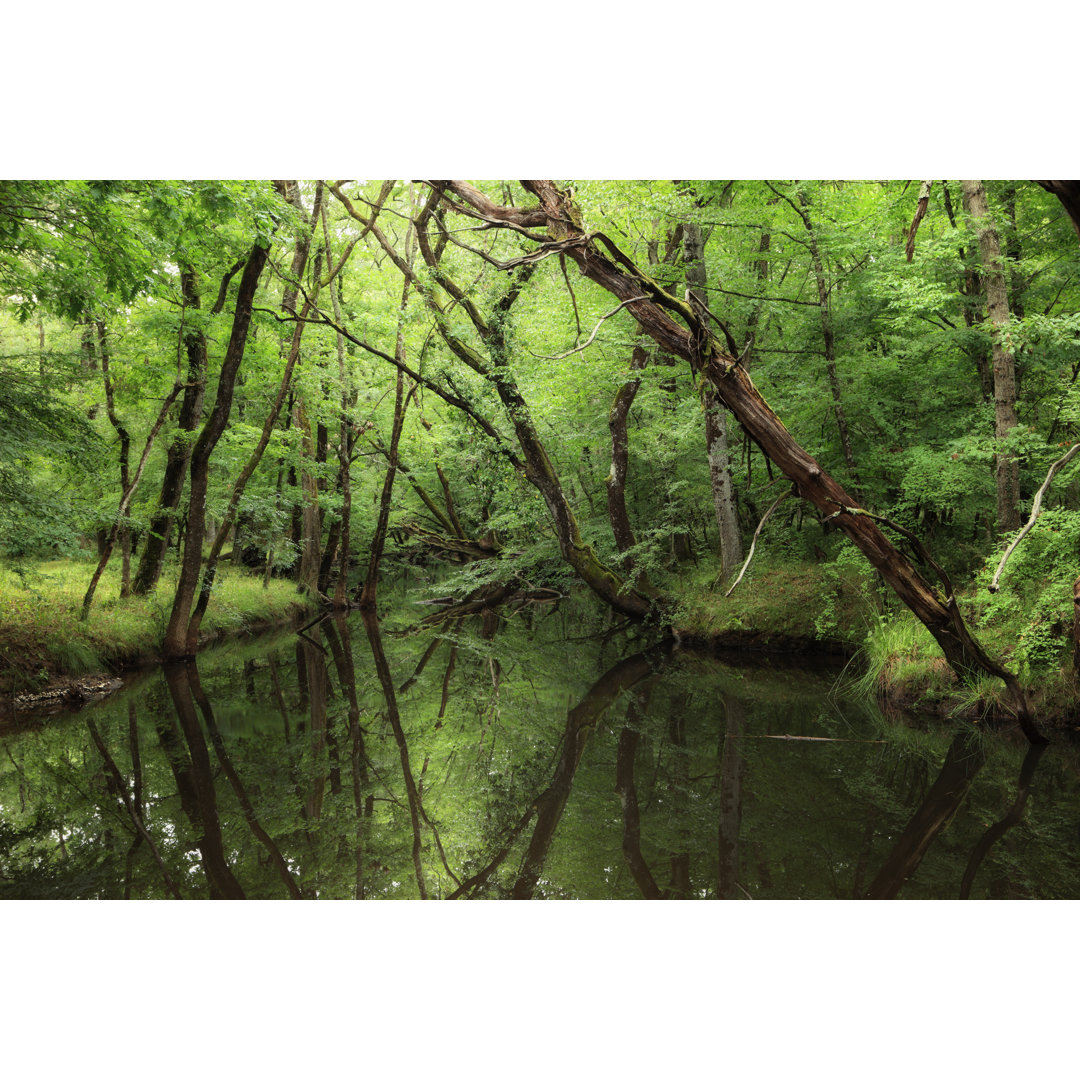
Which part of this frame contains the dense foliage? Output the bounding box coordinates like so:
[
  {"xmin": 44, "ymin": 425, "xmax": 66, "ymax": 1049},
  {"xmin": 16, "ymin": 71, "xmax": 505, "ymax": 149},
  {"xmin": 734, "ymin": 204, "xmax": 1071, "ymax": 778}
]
[{"xmin": 2, "ymin": 179, "xmax": 1079, "ymax": 692}]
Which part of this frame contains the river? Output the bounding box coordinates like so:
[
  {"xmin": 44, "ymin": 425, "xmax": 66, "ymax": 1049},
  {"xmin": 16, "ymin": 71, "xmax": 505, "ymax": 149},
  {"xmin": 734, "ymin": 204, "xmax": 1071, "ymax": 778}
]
[{"xmin": 3, "ymin": 590, "xmax": 1078, "ymax": 899}]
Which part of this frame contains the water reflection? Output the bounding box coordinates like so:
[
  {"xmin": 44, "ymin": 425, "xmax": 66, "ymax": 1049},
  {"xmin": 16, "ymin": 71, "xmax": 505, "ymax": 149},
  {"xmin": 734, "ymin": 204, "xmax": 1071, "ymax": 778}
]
[{"xmin": 1, "ymin": 597, "xmax": 1078, "ymax": 899}]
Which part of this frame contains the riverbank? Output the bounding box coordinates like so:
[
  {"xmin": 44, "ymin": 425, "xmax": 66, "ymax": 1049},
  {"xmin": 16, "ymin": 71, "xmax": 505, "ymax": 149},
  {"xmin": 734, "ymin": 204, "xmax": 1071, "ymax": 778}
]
[
  {"xmin": 671, "ymin": 556, "xmax": 1080, "ymax": 729},
  {"xmin": 0, "ymin": 559, "xmax": 316, "ymax": 713},
  {"xmin": 6, "ymin": 554, "xmax": 1079, "ymax": 730}
]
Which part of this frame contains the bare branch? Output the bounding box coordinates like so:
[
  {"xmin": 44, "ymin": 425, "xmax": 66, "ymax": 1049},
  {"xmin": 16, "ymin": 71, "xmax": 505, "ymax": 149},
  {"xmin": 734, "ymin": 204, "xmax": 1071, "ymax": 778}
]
[
  {"xmin": 989, "ymin": 443, "xmax": 1080, "ymax": 592},
  {"xmin": 536, "ymin": 296, "xmax": 648, "ymax": 361},
  {"xmin": 905, "ymin": 181, "xmax": 934, "ymax": 262},
  {"xmin": 723, "ymin": 490, "xmax": 792, "ymax": 595}
]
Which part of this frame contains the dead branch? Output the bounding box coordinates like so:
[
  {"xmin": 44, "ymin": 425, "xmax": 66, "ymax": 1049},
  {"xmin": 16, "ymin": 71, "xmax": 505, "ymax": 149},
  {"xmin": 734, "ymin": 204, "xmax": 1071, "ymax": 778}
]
[
  {"xmin": 723, "ymin": 490, "xmax": 792, "ymax": 595},
  {"xmin": 539, "ymin": 296, "xmax": 648, "ymax": 361},
  {"xmin": 989, "ymin": 442, "xmax": 1080, "ymax": 592},
  {"xmin": 906, "ymin": 181, "xmax": 934, "ymax": 262}
]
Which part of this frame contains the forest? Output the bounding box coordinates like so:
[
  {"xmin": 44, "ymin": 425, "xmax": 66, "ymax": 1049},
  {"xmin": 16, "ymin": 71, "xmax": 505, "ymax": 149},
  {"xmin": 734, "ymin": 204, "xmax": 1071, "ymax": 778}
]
[{"xmin": 3, "ymin": 179, "xmax": 1080, "ymax": 736}]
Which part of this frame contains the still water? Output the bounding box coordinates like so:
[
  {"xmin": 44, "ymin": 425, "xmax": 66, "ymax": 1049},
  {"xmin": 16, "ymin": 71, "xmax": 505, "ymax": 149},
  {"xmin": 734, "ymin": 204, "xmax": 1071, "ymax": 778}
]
[{"xmin": 3, "ymin": 593, "xmax": 1079, "ymax": 899}]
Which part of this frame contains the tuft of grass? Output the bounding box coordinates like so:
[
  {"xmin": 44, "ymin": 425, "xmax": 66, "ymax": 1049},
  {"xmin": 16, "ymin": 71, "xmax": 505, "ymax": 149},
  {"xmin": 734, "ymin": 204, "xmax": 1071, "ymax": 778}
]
[{"xmin": 848, "ymin": 610, "xmax": 956, "ymax": 707}]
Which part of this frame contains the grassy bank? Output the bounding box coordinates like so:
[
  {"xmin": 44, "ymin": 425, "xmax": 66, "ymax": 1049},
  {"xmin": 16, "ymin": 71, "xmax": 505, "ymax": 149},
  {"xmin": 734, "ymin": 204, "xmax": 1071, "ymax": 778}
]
[
  {"xmin": 853, "ymin": 608, "xmax": 1080, "ymax": 723},
  {"xmin": 670, "ymin": 553, "xmax": 881, "ymax": 654},
  {"xmin": 670, "ymin": 551, "xmax": 1080, "ymax": 725},
  {"xmin": 0, "ymin": 559, "xmax": 316, "ymax": 695}
]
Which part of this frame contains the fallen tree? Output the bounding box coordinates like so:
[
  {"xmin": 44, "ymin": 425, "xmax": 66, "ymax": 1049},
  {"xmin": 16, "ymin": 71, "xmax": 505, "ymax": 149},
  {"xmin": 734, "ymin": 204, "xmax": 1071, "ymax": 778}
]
[{"xmin": 436, "ymin": 180, "xmax": 1046, "ymax": 744}]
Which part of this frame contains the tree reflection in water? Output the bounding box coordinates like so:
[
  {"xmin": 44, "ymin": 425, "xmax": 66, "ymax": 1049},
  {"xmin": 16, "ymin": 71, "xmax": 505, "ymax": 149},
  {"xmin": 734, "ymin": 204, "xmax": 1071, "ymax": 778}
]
[{"xmin": 1, "ymin": 598, "xmax": 1076, "ymax": 899}]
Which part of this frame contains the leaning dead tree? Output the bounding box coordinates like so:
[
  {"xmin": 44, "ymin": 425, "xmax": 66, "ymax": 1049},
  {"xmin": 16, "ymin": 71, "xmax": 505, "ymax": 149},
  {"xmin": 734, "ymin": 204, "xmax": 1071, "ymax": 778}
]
[{"xmin": 435, "ymin": 180, "xmax": 1045, "ymax": 744}]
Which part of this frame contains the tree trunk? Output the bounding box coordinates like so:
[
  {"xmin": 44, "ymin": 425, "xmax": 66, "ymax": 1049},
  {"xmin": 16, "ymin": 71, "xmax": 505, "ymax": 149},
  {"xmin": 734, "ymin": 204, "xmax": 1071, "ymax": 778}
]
[
  {"xmin": 325, "ymin": 211, "xmax": 355, "ymax": 609},
  {"xmin": 132, "ymin": 268, "xmax": 208, "ymax": 595},
  {"xmin": 795, "ymin": 188, "xmax": 859, "ymax": 485},
  {"xmin": 685, "ymin": 220, "xmax": 743, "ymax": 578},
  {"xmin": 961, "ymin": 179, "xmax": 1021, "ymax": 534},
  {"xmin": 1072, "ymin": 574, "xmax": 1080, "ymax": 676},
  {"xmin": 95, "ymin": 321, "xmax": 132, "ymax": 597},
  {"xmin": 943, "ymin": 180, "xmax": 994, "ymax": 402},
  {"xmin": 905, "ymin": 181, "xmax": 933, "ymax": 262},
  {"xmin": 606, "ymin": 345, "xmax": 647, "ymax": 558},
  {"xmin": 357, "ymin": 366, "xmax": 409, "ymax": 610},
  {"xmin": 294, "ymin": 395, "xmax": 323, "ymax": 596},
  {"xmin": 163, "ymin": 242, "xmax": 269, "ymax": 660}
]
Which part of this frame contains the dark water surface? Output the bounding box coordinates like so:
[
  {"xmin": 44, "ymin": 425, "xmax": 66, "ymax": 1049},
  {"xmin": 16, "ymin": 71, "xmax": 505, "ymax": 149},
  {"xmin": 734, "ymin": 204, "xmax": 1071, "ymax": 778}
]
[{"xmin": 3, "ymin": 593, "xmax": 1080, "ymax": 899}]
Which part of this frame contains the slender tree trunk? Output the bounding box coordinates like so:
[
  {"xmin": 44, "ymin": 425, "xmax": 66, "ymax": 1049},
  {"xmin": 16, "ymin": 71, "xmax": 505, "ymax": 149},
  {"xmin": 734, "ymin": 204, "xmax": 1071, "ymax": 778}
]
[
  {"xmin": 132, "ymin": 269, "xmax": 208, "ymax": 595},
  {"xmin": 358, "ymin": 368, "xmax": 410, "ymax": 609},
  {"xmin": 294, "ymin": 395, "xmax": 323, "ymax": 596},
  {"xmin": 943, "ymin": 181, "xmax": 994, "ymax": 402},
  {"xmin": 163, "ymin": 242, "xmax": 269, "ymax": 660},
  {"xmin": 794, "ymin": 188, "xmax": 859, "ymax": 484},
  {"xmin": 962, "ymin": 179, "xmax": 1021, "ymax": 534},
  {"xmin": 606, "ymin": 345, "xmax": 647, "ymax": 558},
  {"xmin": 80, "ymin": 376, "xmax": 185, "ymax": 620},
  {"xmin": 95, "ymin": 321, "xmax": 132, "ymax": 597},
  {"xmin": 685, "ymin": 220, "xmax": 743, "ymax": 578},
  {"xmin": 323, "ymin": 205, "xmax": 355, "ymax": 610},
  {"xmin": 1002, "ymin": 182, "xmax": 1025, "ymax": 320},
  {"xmin": 905, "ymin": 181, "xmax": 933, "ymax": 262},
  {"xmin": 357, "ymin": 272, "xmax": 414, "ymax": 610}
]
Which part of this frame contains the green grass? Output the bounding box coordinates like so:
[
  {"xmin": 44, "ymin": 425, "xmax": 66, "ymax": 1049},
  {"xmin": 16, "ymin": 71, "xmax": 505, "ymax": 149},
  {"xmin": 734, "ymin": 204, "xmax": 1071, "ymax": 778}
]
[
  {"xmin": 0, "ymin": 558, "xmax": 315, "ymax": 692},
  {"xmin": 669, "ymin": 555, "xmax": 879, "ymax": 648},
  {"xmin": 850, "ymin": 610, "xmax": 955, "ymax": 705}
]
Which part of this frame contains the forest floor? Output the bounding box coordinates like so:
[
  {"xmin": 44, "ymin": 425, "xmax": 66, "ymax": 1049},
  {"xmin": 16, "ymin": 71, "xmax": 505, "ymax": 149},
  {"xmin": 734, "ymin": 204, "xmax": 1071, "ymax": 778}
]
[{"xmin": 0, "ymin": 559, "xmax": 315, "ymax": 714}]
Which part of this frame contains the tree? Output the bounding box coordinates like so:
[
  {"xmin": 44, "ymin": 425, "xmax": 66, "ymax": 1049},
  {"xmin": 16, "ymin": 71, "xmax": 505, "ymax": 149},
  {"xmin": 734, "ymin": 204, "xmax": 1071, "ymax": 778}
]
[
  {"xmin": 961, "ymin": 179, "xmax": 1021, "ymax": 534},
  {"xmin": 163, "ymin": 241, "xmax": 270, "ymax": 659}
]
